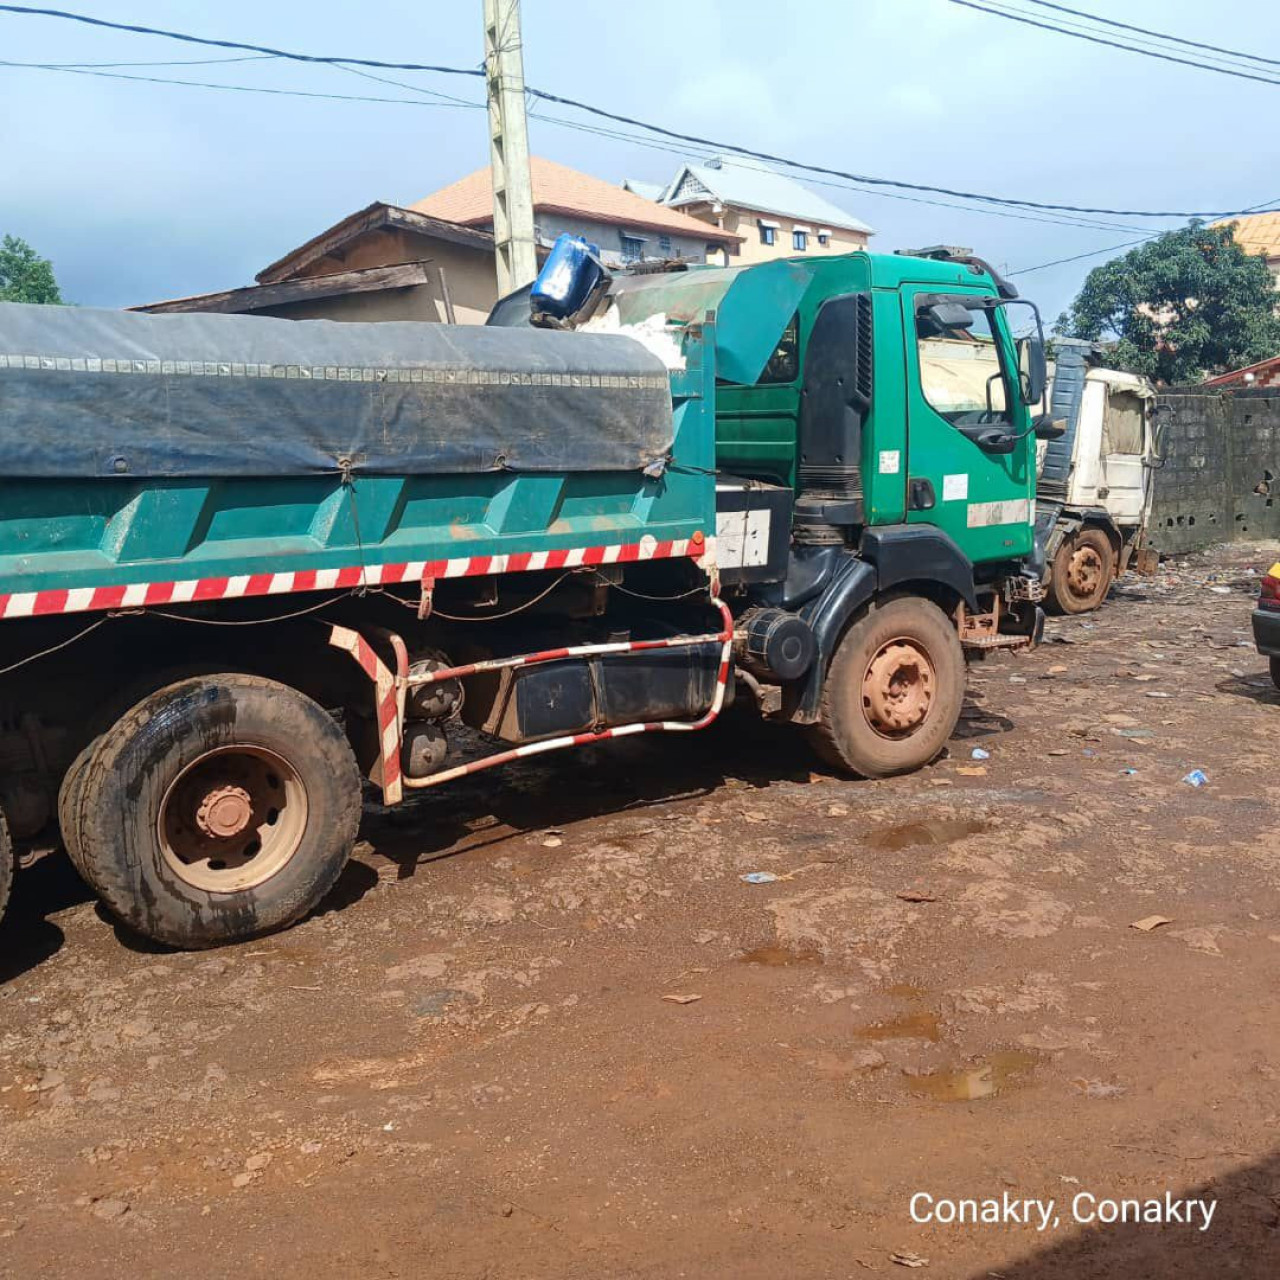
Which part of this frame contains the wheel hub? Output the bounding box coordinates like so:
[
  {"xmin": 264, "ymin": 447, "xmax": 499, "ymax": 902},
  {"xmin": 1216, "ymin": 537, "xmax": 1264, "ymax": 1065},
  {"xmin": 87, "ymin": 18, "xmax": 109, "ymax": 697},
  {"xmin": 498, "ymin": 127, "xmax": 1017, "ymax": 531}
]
[
  {"xmin": 1067, "ymin": 546, "xmax": 1103, "ymax": 597},
  {"xmin": 863, "ymin": 640, "xmax": 935, "ymax": 736},
  {"xmin": 158, "ymin": 746, "xmax": 307, "ymax": 894},
  {"xmin": 195, "ymin": 784, "xmax": 253, "ymax": 839}
]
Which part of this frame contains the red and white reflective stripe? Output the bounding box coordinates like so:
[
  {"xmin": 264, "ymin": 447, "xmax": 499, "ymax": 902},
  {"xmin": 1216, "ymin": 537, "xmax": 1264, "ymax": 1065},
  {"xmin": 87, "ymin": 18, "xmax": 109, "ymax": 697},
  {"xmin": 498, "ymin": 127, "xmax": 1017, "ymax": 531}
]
[
  {"xmin": 401, "ymin": 599, "xmax": 734, "ymax": 792},
  {"xmin": 327, "ymin": 623, "xmax": 403, "ymax": 806},
  {"xmin": 0, "ymin": 535, "xmax": 705, "ymax": 620}
]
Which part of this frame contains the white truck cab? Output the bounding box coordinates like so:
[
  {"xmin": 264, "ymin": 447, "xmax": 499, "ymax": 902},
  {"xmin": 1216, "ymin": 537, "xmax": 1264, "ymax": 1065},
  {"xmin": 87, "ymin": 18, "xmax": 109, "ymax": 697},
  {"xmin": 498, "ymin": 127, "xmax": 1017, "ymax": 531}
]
[{"xmin": 1034, "ymin": 340, "xmax": 1160, "ymax": 614}]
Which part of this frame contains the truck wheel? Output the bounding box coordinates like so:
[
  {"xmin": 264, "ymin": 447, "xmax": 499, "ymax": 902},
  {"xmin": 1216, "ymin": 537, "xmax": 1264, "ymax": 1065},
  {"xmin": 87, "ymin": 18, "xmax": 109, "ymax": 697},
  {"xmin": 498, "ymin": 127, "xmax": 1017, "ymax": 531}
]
[
  {"xmin": 1049, "ymin": 529, "xmax": 1114, "ymax": 614},
  {"xmin": 0, "ymin": 809, "xmax": 12, "ymax": 925},
  {"xmin": 1270, "ymin": 656, "xmax": 1280, "ymax": 691},
  {"xmin": 809, "ymin": 596, "xmax": 966, "ymax": 778},
  {"xmin": 74, "ymin": 674, "xmax": 362, "ymax": 949},
  {"xmin": 58, "ymin": 737, "xmax": 100, "ymax": 889}
]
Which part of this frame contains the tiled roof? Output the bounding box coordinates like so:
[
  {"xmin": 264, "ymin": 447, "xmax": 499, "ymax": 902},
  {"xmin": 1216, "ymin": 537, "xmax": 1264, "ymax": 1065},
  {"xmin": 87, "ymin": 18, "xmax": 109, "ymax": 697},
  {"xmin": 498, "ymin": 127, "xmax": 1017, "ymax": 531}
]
[
  {"xmin": 662, "ymin": 157, "xmax": 874, "ymax": 235},
  {"xmin": 412, "ymin": 156, "xmax": 741, "ymax": 242},
  {"xmin": 1213, "ymin": 210, "xmax": 1280, "ymax": 259}
]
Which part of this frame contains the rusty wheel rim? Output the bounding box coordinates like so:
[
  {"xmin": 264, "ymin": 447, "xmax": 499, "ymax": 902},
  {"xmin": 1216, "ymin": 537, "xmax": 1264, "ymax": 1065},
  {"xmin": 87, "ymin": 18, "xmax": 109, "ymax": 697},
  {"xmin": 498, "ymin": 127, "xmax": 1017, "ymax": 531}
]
[
  {"xmin": 861, "ymin": 639, "xmax": 935, "ymax": 739},
  {"xmin": 1066, "ymin": 545, "xmax": 1104, "ymax": 599},
  {"xmin": 158, "ymin": 746, "xmax": 307, "ymax": 893}
]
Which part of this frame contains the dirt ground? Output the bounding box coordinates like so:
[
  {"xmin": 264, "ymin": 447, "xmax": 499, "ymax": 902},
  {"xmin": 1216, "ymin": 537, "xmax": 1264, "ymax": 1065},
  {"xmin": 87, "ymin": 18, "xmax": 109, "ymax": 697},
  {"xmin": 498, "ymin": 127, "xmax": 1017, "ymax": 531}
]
[{"xmin": 3, "ymin": 540, "xmax": 1280, "ymax": 1279}]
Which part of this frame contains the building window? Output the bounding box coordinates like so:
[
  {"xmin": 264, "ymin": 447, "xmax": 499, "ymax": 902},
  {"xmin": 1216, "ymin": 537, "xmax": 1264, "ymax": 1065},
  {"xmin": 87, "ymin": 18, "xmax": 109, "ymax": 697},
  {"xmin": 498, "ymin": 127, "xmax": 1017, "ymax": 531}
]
[
  {"xmin": 793, "ymin": 229, "xmax": 808, "ymax": 251},
  {"xmin": 817, "ymin": 230, "xmax": 831, "ymax": 247},
  {"xmin": 759, "ymin": 223, "xmax": 777, "ymax": 246},
  {"xmin": 620, "ymin": 233, "xmax": 646, "ymax": 262},
  {"xmin": 657, "ymin": 234, "xmax": 672, "ymax": 255}
]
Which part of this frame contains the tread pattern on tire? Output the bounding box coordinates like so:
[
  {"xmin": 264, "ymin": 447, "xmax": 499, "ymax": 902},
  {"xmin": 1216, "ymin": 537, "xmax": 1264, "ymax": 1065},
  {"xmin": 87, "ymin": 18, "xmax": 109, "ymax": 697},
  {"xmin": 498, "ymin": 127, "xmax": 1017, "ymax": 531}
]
[{"xmin": 74, "ymin": 673, "xmax": 362, "ymax": 949}]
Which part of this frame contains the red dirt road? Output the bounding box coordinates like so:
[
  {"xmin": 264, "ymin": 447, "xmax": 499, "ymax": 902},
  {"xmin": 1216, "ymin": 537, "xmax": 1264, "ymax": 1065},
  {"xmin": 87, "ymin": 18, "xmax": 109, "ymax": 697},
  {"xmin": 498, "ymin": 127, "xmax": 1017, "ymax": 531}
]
[{"xmin": 2, "ymin": 542, "xmax": 1279, "ymax": 1278}]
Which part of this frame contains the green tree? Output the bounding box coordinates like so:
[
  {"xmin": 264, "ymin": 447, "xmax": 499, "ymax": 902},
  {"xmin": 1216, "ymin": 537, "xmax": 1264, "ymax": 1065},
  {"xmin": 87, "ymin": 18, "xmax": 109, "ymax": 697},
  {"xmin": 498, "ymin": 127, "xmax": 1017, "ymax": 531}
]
[
  {"xmin": 0, "ymin": 234, "xmax": 63, "ymax": 304},
  {"xmin": 1057, "ymin": 222, "xmax": 1280, "ymax": 385}
]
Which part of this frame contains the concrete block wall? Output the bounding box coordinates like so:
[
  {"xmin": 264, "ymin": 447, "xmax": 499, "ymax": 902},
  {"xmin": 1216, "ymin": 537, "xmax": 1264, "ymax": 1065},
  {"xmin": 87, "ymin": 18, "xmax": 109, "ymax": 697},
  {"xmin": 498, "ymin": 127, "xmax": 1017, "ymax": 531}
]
[{"xmin": 1149, "ymin": 388, "xmax": 1280, "ymax": 555}]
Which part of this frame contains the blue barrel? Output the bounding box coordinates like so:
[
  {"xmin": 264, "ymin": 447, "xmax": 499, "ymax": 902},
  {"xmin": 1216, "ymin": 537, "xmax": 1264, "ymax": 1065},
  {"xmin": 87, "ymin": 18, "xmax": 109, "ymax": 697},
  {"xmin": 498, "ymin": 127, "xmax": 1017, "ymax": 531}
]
[{"xmin": 530, "ymin": 233, "xmax": 604, "ymax": 320}]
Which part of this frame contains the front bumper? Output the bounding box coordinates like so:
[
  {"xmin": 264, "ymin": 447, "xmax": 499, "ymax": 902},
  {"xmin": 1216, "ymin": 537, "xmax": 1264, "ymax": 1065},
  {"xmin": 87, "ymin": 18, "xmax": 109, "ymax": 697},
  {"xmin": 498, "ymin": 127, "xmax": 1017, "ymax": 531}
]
[{"xmin": 1251, "ymin": 606, "xmax": 1280, "ymax": 656}]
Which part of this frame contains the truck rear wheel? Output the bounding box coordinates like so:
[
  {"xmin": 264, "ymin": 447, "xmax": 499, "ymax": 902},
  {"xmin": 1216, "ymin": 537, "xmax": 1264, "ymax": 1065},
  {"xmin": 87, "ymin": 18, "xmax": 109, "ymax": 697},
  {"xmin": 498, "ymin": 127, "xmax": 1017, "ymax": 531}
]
[
  {"xmin": 74, "ymin": 674, "xmax": 363, "ymax": 949},
  {"xmin": 809, "ymin": 596, "xmax": 966, "ymax": 778},
  {"xmin": 1049, "ymin": 528, "xmax": 1114, "ymax": 614}
]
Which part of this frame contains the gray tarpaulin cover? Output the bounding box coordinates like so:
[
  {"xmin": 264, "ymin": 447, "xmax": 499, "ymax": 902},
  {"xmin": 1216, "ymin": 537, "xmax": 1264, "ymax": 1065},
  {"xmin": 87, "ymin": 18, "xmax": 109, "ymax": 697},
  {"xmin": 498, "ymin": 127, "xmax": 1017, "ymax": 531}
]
[{"xmin": 0, "ymin": 303, "xmax": 674, "ymax": 478}]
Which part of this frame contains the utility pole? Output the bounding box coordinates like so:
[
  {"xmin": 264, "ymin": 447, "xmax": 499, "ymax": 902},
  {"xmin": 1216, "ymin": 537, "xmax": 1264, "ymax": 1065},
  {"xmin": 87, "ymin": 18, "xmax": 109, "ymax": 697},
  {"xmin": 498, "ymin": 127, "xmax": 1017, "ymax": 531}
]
[{"xmin": 483, "ymin": 0, "xmax": 537, "ymax": 294}]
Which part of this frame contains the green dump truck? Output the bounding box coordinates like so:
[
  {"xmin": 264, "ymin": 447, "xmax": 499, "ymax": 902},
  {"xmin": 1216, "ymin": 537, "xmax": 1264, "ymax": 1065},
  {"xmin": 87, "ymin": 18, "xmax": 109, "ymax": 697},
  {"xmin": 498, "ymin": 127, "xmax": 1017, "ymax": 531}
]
[{"xmin": 0, "ymin": 246, "xmax": 1057, "ymax": 948}]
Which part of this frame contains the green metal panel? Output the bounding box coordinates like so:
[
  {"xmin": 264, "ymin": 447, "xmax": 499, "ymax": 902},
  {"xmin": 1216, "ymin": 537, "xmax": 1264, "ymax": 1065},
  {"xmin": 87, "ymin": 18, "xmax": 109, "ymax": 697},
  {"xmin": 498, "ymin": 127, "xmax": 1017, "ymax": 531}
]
[{"xmin": 0, "ymin": 327, "xmax": 719, "ymax": 596}]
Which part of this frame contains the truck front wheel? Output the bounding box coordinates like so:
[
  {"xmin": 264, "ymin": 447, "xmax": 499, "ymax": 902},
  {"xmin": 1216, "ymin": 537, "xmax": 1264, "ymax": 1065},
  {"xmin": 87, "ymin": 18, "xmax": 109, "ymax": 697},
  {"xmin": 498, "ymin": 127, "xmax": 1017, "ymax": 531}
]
[
  {"xmin": 1049, "ymin": 528, "xmax": 1114, "ymax": 614},
  {"xmin": 74, "ymin": 674, "xmax": 363, "ymax": 949},
  {"xmin": 809, "ymin": 596, "xmax": 966, "ymax": 778}
]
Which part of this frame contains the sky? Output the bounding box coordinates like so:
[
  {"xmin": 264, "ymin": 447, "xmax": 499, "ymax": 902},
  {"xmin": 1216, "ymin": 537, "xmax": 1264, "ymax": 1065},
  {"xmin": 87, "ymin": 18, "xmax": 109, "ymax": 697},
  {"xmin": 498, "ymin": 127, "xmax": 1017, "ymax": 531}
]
[{"xmin": 1, "ymin": 0, "xmax": 1277, "ymax": 322}]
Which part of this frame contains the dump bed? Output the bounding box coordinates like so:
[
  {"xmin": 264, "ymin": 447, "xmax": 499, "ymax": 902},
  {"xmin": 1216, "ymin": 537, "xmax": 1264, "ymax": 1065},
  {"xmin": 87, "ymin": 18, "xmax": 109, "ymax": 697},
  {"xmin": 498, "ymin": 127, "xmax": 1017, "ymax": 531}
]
[{"xmin": 0, "ymin": 305, "xmax": 715, "ymax": 614}]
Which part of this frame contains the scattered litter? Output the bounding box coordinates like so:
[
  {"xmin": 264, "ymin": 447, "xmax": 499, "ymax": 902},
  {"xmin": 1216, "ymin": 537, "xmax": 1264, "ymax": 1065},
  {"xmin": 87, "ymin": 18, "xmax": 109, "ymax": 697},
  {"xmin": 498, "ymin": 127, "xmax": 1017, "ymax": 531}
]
[
  {"xmin": 971, "ymin": 748, "xmax": 990, "ymax": 760},
  {"xmin": 1119, "ymin": 768, "xmax": 1137, "ymax": 776},
  {"xmin": 1144, "ymin": 691, "xmax": 1171, "ymax": 699},
  {"xmin": 828, "ymin": 803, "xmax": 850, "ymax": 817},
  {"xmin": 742, "ymin": 811, "xmax": 768, "ymax": 823},
  {"xmin": 1059, "ymin": 1175, "xmax": 1080, "ymax": 1185},
  {"xmin": 956, "ymin": 765, "xmax": 987, "ymax": 776},
  {"xmin": 1082, "ymin": 749, "xmax": 1096, "ymax": 758},
  {"xmin": 1048, "ymin": 748, "xmax": 1068, "ymax": 756},
  {"xmin": 661, "ymin": 993, "xmax": 702, "ymax": 1005},
  {"xmin": 1072, "ymin": 1078, "xmax": 1128, "ymax": 1099},
  {"xmin": 1182, "ymin": 769, "xmax": 1209, "ymax": 787},
  {"xmin": 896, "ymin": 888, "xmax": 939, "ymax": 903},
  {"xmin": 1209, "ymin": 586, "xmax": 1231, "ymax": 594},
  {"xmin": 1047, "ymin": 664, "xmax": 1068, "ymax": 674},
  {"xmin": 1116, "ymin": 728, "xmax": 1153, "ymax": 739},
  {"xmin": 890, "ymin": 1252, "xmax": 930, "ymax": 1269},
  {"xmin": 1130, "ymin": 915, "xmax": 1173, "ymax": 932},
  {"xmin": 541, "ymin": 837, "xmax": 563, "ymax": 848},
  {"xmin": 741, "ymin": 871, "xmax": 780, "ymax": 884}
]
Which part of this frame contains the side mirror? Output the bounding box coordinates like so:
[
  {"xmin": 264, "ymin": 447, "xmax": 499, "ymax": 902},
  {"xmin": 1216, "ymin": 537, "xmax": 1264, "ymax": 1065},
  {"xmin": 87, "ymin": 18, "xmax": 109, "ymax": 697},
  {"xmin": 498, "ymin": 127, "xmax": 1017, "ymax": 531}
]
[
  {"xmin": 1033, "ymin": 413, "xmax": 1066, "ymax": 440},
  {"xmin": 1018, "ymin": 335, "xmax": 1048, "ymax": 408},
  {"xmin": 919, "ymin": 301, "xmax": 975, "ymax": 335}
]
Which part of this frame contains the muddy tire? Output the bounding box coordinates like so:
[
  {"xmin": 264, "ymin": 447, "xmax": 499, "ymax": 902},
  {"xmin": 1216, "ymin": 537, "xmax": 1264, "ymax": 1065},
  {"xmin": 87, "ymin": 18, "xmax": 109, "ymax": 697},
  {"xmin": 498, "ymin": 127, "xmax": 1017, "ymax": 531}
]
[
  {"xmin": 0, "ymin": 808, "xmax": 12, "ymax": 925},
  {"xmin": 1048, "ymin": 528, "xmax": 1114, "ymax": 615},
  {"xmin": 57, "ymin": 736, "xmax": 100, "ymax": 889},
  {"xmin": 74, "ymin": 674, "xmax": 362, "ymax": 949},
  {"xmin": 807, "ymin": 595, "xmax": 966, "ymax": 779}
]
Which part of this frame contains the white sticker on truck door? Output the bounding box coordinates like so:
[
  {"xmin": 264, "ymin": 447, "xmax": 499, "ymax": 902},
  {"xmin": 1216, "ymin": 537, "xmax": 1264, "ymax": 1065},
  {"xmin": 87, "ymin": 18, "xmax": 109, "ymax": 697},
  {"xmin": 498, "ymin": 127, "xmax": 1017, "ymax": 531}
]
[
  {"xmin": 942, "ymin": 473, "xmax": 969, "ymax": 502},
  {"xmin": 878, "ymin": 450, "xmax": 900, "ymax": 475},
  {"xmin": 716, "ymin": 509, "xmax": 771, "ymax": 568},
  {"xmin": 966, "ymin": 498, "xmax": 1031, "ymax": 528}
]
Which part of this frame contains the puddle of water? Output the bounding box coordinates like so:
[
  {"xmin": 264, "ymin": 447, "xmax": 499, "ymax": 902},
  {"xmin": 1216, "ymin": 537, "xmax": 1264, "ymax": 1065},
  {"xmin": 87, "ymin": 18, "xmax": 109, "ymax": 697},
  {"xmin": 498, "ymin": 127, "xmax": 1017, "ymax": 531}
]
[
  {"xmin": 868, "ymin": 818, "xmax": 989, "ymax": 850},
  {"xmin": 737, "ymin": 945, "xmax": 823, "ymax": 967},
  {"xmin": 855, "ymin": 1010, "xmax": 942, "ymax": 1042},
  {"xmin": 906, "ymin": 1051, "xmax": 1039, "ymax": 1102}
]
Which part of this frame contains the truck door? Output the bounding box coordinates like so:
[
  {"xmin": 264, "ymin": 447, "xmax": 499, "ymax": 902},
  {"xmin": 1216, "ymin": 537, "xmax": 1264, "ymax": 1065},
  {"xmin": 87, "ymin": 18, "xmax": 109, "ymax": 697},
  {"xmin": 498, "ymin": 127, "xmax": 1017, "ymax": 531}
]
[
  {"xmin": 900, "ymin": 286, "xmax": 1034, "ymax": 564},
  {"xmin": 1095, "ymin": 379, "xmax": 1150, "ymax": 524}
]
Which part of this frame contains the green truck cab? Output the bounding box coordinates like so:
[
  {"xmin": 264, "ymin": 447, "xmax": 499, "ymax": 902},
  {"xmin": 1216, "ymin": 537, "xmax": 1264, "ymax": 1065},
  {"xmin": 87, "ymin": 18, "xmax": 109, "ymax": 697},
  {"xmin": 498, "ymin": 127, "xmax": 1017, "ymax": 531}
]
[{"xmin": 0, "ymin": 247, "xmax": 1053, "ymax": 948}]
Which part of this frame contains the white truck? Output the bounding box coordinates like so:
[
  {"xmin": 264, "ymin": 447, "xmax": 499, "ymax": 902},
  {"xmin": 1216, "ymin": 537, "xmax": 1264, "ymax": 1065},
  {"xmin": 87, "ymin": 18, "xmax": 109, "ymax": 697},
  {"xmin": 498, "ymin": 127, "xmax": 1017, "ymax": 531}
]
[{"xmin": 1033, "ymin": 339, "xmax": 1161, "ymax": 614}]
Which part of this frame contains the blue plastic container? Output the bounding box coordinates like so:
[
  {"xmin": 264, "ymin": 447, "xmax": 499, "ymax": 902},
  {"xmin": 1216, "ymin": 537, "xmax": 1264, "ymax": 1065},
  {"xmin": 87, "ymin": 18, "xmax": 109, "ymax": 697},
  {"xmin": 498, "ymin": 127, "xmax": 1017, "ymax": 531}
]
[{"xmin": 530, "ymin": 233, "xmax": 604, "ymax": 320}]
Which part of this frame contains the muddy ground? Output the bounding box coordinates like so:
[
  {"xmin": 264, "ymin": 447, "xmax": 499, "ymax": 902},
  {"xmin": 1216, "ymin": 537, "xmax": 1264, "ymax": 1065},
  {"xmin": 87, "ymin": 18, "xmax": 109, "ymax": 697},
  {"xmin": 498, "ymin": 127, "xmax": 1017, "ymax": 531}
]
[{"xmin": 3, "ymin": 541, "xmax": 1280, "ymax": 1279}]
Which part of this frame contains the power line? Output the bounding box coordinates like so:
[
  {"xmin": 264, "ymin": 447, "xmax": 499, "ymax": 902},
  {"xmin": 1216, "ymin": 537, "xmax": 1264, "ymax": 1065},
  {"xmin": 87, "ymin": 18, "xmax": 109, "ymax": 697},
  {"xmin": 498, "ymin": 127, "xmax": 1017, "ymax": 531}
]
[
  {"xmin": 1009, "ymin": 194, "xmax": 1280, "ymax": 275},
  {"xmin": 1009, "ymin": 237, "xmax": 1152, "ymax": 276},
  {"xmin": 1022, "ymin": 0, "xmax": 1280, "ymax": 69},
  {"xmin": 969, "ymin": 0, "xmax": 1280, "ymax": 78},
  {"xmin": 0, "ymin": 60, "xmax": 486, "ymax": 109},
  {"xmin": 948, "ymin": 0, "xmax": 1280, "ymax": 87},
  {"xmin": 0, "ymin": 4, "xmax": 488, "ymax": 77},
  {"xmin": 1, "ymin": 2, "xmax": 1276, "ymax": 220}
]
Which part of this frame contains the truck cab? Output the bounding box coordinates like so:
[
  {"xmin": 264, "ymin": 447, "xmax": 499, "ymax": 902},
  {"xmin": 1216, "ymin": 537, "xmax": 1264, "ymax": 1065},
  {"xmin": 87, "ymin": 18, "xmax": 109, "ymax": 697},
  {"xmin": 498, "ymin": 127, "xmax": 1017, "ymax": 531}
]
[
  {"xmin": 1035, "ymin": 339, "xmax": 1160, "ymax": 613},
  {"xmin": 533, "ymin": 244, "xmax": 1058, "ymax": 775}
]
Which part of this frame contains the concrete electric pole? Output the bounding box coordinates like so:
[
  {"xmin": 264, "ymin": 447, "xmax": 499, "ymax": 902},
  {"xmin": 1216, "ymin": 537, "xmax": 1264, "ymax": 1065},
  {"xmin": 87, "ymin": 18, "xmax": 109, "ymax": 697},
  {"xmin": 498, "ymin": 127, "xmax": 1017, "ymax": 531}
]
[{"xmin": 483, "ymin": 0, "xmax": 538, "ymax": 295}]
